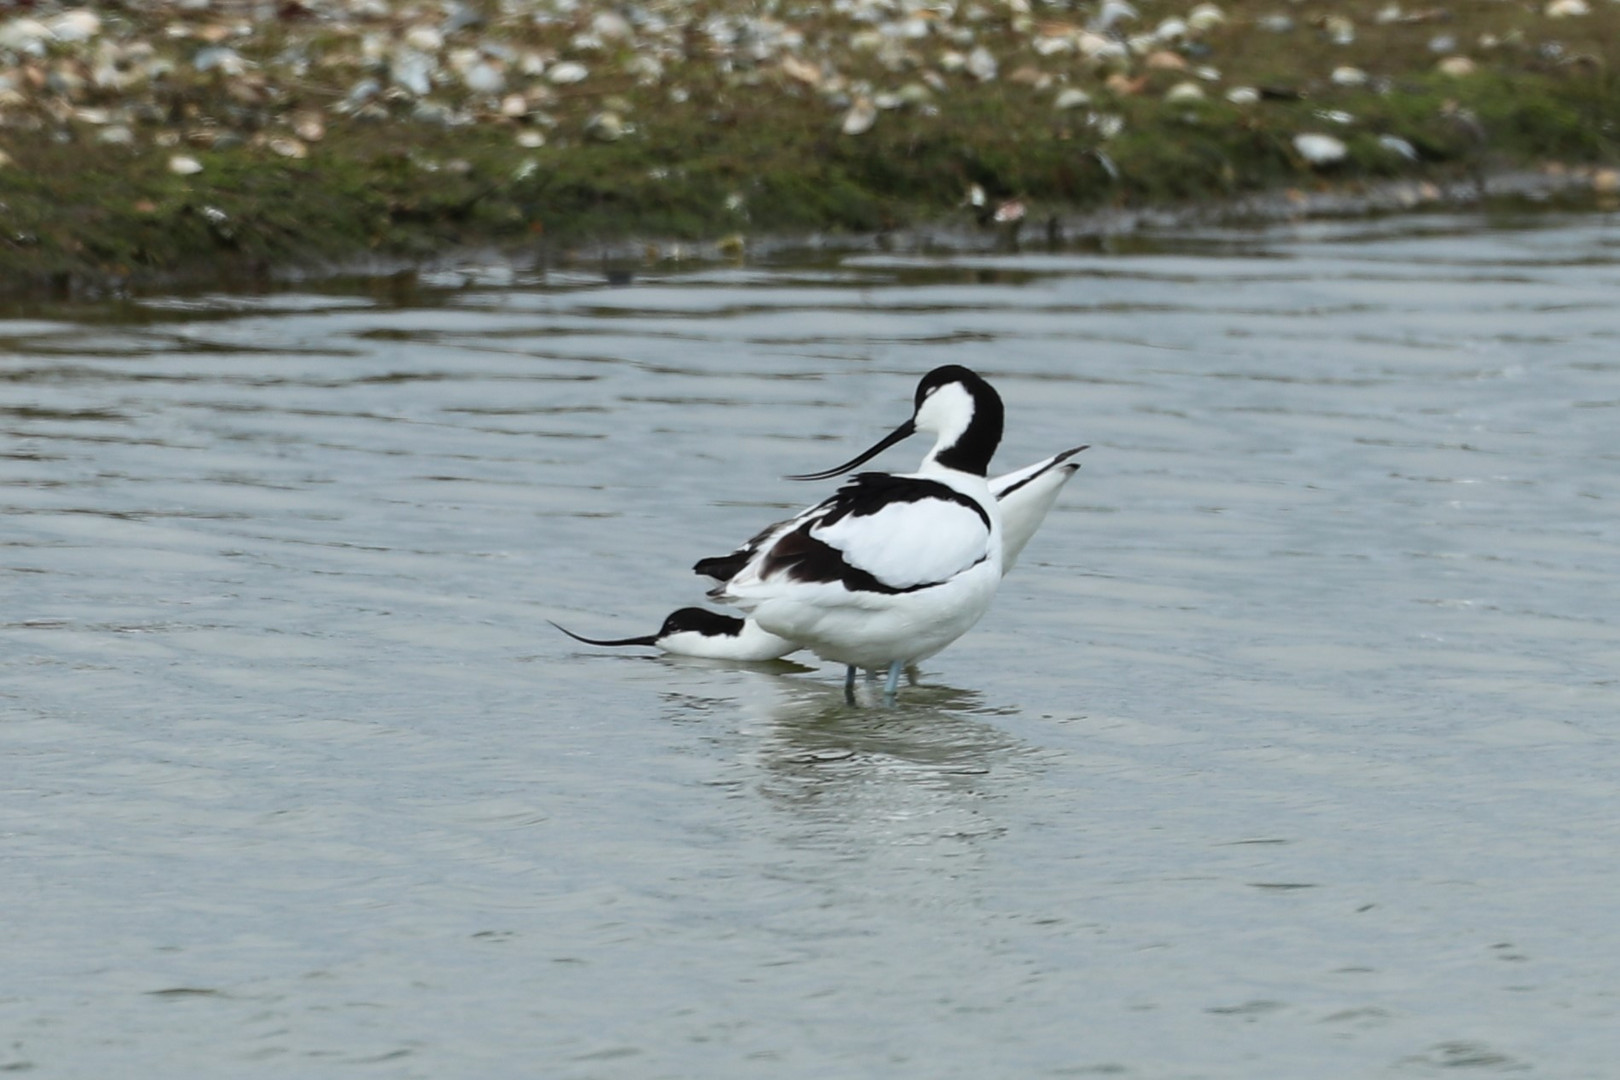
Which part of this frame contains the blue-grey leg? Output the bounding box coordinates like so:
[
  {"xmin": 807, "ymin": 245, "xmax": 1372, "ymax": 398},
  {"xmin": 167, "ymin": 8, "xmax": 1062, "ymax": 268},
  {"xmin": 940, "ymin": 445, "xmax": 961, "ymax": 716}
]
[
  {"xmin": 844, "ymin": 665, "xmax": 857, "ymax": 705},
  {"xmin": 882, "ymin": 659, "xmax": 903, "ymax": 702}
]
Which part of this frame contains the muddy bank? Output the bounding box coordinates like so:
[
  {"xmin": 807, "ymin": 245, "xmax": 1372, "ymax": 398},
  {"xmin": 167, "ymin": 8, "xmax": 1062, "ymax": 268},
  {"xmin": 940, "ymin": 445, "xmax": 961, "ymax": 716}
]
[{"xmin": 2, "ymin": 0, "xmax": 1617, "ymax": 294}]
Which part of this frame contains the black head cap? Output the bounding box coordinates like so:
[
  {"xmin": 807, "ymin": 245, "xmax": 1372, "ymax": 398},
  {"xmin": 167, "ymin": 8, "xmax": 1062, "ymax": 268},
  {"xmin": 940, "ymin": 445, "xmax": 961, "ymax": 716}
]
[
  {"xmin": 660, "ymin": 608, "xmax": 746, "ymax": 639},
  {"xmin": 914, "ymin": 364, "xmax": 987, "ymax": 410},
  {"xmin": 918, "ymin": 365, "xmax": 1004, "ymax": 477}
]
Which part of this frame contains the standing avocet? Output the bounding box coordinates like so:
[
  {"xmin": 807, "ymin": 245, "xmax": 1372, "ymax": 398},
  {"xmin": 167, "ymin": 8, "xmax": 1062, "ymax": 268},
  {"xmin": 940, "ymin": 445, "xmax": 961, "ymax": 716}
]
[
  {"xmin": 703, "ymin": 365, "xmax": 1008, "ymax": 701},
  {"xmin": 555, "ymin": 445, "xmax": 1087, "ymax": 663}
]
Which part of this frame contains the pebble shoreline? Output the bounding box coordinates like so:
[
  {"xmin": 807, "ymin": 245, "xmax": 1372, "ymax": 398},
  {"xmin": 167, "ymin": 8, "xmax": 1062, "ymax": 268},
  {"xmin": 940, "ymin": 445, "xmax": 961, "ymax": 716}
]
[{"xmin": 2, "ymin": 0, "xmax": 1617, "ymax": 291}]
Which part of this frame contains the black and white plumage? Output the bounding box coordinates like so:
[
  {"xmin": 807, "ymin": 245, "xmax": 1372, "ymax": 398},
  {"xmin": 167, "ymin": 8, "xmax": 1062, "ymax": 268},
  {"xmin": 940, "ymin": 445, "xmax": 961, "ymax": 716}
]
[
  {"xmin": 702, "ymin": 365, "xmax": 1008, "ymax": 690},
  {"xmin": 977, "ymin": 442, "xmax": 1088, "ymax": 573},
  {"xmin": 559, "ymin": 444, "xmax": 1088, "ymax": 665},
  {"xmin": 549, "ymin": 607, "xmax": 794, "ymax": 661}
]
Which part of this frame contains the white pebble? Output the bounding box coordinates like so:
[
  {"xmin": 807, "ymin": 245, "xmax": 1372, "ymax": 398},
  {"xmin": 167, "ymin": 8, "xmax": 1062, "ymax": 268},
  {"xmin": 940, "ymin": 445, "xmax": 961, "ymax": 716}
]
[
  {"xmin": 1093, "ymin": 0, "xmax": 1139, "ymax": 31},
  {"xmin": 404, "ymin": 25, "xmax": 443, "ymax": 53},
  {"xmin": 463, "ymin": 61, "xmax": 505, "ymax": 95},
  {"xmin": 585, "ymin": 111, "xmax": 624, "ymax": 141},
  {"xmin": 1332, "ymin": 65, "xmax": 1368, "ymax": 86},
  {"xmin": 548, "ymin": 61, "xmax": 588, "ymax": 84},
  {"xmin": 1378, "ymin": 134, "xmax": 1418, "ymax": 160},
  {"xmin": 592, "ymin": 11, "xmax": 632, "ymax": 39},
  {"xmin": 625, "ymin": 54, "xmax": 663, "ymax": 84},
  {"xmin": 0, "ymin": 18, "xmax": 52, "ymax": 53},
  {"xmin": 169, "ymin": 155, "xmax": 204, "ymax": 176},
  {"xmin": 1077, "ymin": 32, "xmax": 1125, "ymax": 60},
  {"xmin": 390, "ymin": 49, "xmax": 434, "ymax": 96},
  {"xmin": 966, "ymin": 45, "xmax": 998, "ymax": 81},
  {"xmin": 48, "ymin": 10, "xmax": 102, "ymax": 41},
  {"xmin": 842, "ymin": 97, "xmax": 877, "ymax": 135},
  {"xmin": 1089, "ymin": 112, "xmax": 1125, "ymax": 139},
  {"xmin": 891, "ymin": 16, "xmax": 931, "ymax": 40},
  {"xmin": 1226, "ymin": 85, "xmax": 1260, "ymax": 104},
  {"xmin": 1155, "ymin": 17, "xmax": 1189, "ymax": 40},
  {"xmin": 1187, "ymin": 3, "xmax": 1225, "ymax": 31},
  {"xmin": 1293, "ymin": 133, "xmax": 1347, "ymax": 165},
  {"xmin": 193, "ymin": 47, "xmax": 246, "ymax": 75}
]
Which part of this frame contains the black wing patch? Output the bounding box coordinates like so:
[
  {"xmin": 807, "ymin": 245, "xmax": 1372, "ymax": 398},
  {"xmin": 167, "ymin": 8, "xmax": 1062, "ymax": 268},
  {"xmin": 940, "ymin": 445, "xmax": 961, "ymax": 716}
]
[
  {"xmin": 693, "ymin": 517, "xmax": 793, "ymax": 581},
  {"xmin": 706, "ymin": 522, "xmax": 930, "ymax": 597},
  {"xmin": 693, "ymin": 550, "xmax": 750, "ymax": 582}
]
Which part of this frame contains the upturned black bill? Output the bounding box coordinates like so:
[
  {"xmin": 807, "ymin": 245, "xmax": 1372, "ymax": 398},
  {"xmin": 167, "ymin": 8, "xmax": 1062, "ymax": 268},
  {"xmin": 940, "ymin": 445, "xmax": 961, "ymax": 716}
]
[
  {"xmin": 784, "ymin": 419, "xmax": 917, "ymax": 482},
  {"xmin": 550, "ymin": 621, "xmax": 659, "ymax": 647}
]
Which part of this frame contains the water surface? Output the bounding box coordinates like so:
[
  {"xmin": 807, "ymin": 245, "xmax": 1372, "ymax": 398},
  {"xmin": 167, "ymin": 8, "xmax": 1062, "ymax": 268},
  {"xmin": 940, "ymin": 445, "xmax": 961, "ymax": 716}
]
[{"xmin": 3, "ymin": 213, "xmax": 1618, "ymax": 1077}]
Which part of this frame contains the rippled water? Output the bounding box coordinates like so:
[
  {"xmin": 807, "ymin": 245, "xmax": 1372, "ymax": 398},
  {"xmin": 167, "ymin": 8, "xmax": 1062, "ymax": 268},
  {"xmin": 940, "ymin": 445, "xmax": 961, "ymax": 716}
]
[{"xmin": 4, "ymin": 213, "xmax": 1618, "ymax": 1077}]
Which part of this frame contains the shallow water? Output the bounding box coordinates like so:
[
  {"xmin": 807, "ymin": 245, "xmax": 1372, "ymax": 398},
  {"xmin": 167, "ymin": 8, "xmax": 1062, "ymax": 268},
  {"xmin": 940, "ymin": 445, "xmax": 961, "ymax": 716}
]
[{"xmin": 3, "ymin": 212, "xmax": 1618, "ymax": 1078}]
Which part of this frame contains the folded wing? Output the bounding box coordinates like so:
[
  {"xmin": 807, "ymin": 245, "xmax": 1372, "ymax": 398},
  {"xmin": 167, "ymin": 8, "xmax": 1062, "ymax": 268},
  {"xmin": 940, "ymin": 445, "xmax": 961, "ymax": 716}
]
[{"xmin": 714, "ymin": 473, "xmax": 994, "ymax": 597}]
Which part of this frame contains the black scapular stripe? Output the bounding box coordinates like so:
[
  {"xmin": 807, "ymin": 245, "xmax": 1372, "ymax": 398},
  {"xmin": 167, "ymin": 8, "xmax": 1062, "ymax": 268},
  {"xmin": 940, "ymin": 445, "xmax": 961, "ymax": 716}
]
[
  {"xmin": 814, "ymin": 472, "xmax": 992, "ymax": 532},
  {"xmin": 713, "ymin": 474, "xmax": 991, "ymax": 596},
  {"xmin": 700, "ymin": 474, "xmax": 991, "ymax": 596}
]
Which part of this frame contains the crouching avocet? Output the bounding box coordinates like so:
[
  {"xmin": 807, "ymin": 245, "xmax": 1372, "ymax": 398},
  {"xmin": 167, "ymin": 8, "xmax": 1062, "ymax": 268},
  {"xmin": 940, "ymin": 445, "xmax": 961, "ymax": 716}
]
[{"xmin": 554, "ymin": 444, "xmax": 1086, "ymax": 663}]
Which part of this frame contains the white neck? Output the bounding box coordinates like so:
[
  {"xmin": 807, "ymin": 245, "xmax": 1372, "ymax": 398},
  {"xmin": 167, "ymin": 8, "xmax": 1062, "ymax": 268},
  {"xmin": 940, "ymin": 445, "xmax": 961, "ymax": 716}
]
[{"xmin": 913, "ymin": 384, "xmax": 976, "ymax": 475}]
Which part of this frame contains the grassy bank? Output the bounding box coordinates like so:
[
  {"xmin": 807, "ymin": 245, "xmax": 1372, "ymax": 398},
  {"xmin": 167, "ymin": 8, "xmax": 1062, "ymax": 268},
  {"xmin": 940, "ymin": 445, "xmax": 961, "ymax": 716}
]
[{"xmin": 2, "ymin": 0, "xmax": 1618, "ymax": 293}]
